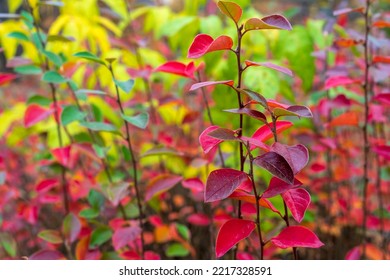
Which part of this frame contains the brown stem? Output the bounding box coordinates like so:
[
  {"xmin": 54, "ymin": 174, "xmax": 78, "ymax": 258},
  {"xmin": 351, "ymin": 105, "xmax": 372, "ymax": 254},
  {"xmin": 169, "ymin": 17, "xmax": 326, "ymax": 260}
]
[
  {"xmin": 362, "ymin": 0, "xmax": 371, "ymax": 259},
  {"xmin": 108, "ymin": 64, "xmax": 145, "ymax": 259}
]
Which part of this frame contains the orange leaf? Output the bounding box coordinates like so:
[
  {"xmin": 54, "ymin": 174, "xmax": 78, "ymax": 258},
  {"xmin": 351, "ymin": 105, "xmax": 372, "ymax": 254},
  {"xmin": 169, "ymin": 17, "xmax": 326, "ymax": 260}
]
[{"xmin": 328, "ymin": 112, "xmax": 359, "ymax": 127}]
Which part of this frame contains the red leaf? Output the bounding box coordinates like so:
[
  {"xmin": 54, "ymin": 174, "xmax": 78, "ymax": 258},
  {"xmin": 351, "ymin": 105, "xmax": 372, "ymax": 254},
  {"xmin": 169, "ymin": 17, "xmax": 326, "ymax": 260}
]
[
  {"xmin": 373, "ymin": 56, "xmax": 390, "ymax": 64},
  {"xmin": 0, "ymin": 73, "xmax": 17, "ymax": 86},
  {"xmin": 328, "ymin": 111, "xmax": 359, "ymax": 127},
  {"xmin": 282, "ymin": 188, "xmax": 311, "ymax": 223},
  {"xmin": 253, "ymin": 152, "xmax": 294, "ymax": 184},
  {"xmin": 29, "ymin": 250, "xmax": 66, "ymax": 260},
  {"xmin": 182, "ymin": 178, "xmax": 204, "ymax": 193},
  {"xmin": 263, "ymin": 177, "xmax": 302, "ymax": 198},
  {"xmin": 188, "ymin": 34, "xmax": 233, "ymax": 59},
  {"xmin": 35, "ymin": 178, "xmax": 59, "ymax": 193},
  {"xmin": 145, "ymin": 174, "xmax": 183, "ymax": 201},
  {"xmin": 189, "ymin": 80, "xmax": 234, "ymax": 91},
  {"xmin": 245, "ymin": 60, "xmax": 293, "ymax": 77},
  {"xmin": 112, "ymin": 226, "xmax": 141, "ymax": 251},
  {"xmin": 271, "ymin": 143, "xmax": 309, "ymax": 174},
  {"xmin": 187, "ymin": 213, "xmax": 210, "ymax": 226},
  {"xmin": 199, "ymin": 125, "xmax": 223, "ymax": 153},
  {"xmin": 239, "ymin": 136, "xmax": 269, "ymax": 151},
  {"xmin": 145, "ymin": 251, "xmax": 161, "ymax": 260},
  {"xmin": 345, "ymin": 246, "xmax": 361, "ymax": 260},
  {"xmin": 251, "ymin": 121, "xmax": 293, "ymax": 148},
  {"xmin": 284, "ymin": 105, "xmax": 313, "ymax": 118},
  {"xmin": 208, "ymin": 127, "xmax": 239, "ymax": 142},
  {"xmin": 217, "ymin": 1, "xmax": 242, "ymax": 23},
  {"xmin": 372, "ymin": 145, "xmax": 390, "ymax": 160},
  {"xmin": 154, "ymin": 61, "xmax": 195, "ymax": 79},
  {"xmin": 52, "ymin": 146, "xmax": 71, "ymax": 167},
  {"xmin": 205, "ymin": 168, "xmax": 251, "ymax": 202},
  {"xmin": 271, "ymin": 226, "xmax": 324, "ymax": 249},
  {"xmin": 333, "ymin": 7, "xmax": 364, "ymax": 16},
  {"xmin": 324, "ymin": 76, "xmax": 359, "ymax": 90},
  {"xmin": 374, "ymin": 93, "xmax": 390, "ymax": 106},
  {"xmin": 215, "ymin": 219, "xmax": 256, "ymax": 258},
  {"xmin": 62, "ymin": 213, "xmax": 81, "ymax": 243},
  {"xmin": 24, "ymin": 104, "xmax": 54, "ymax": 128},
  {"xmin": 245, "ymin": 15, "xmax": 292, "ymax": 31}
]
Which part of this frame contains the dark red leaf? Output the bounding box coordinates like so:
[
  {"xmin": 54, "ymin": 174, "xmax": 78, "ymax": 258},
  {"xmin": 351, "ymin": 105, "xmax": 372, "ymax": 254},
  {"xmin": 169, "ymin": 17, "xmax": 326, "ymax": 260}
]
[
  {"xmin": 282, "ymin": 188, "xmax": 311, "ymax": 223},
  {"xmin": 224, "ymin": 108, "xmax": 267, "ymax": 123},
  {"xmin": 154, "ymin": 61, "xmax": 195, "ymax": 79},
  {"xmin": 52, "ymin": 146, "xmax": 71, "ymax": 167},
  {"xmin": 285, "ymin": 105, "xmax": 313, "ymax": 118},
  {"xmin": 239, "ymin": 136, "xmax": 269, "ymax": 151},
  {"xmin": 24, "ymin": 104, "xmax": 54, "ymax": 128},
  {"xmin": 271, "ymin": 226, "xmax": 324, "ymax": 249},
  {"xmin": 207, "ymin": 127, "xmax": 238, "ymax": 141},
  {"xmin": 374, "ymin": 93, "xmax": 390, "ymax": 106},
  {"xmin": 29, "ymin": 250, "xmax": 66, "ymax": 260},
  {"xmin": 215, "ymin": 219, "xmax": 256, "ymax": 258},
  {"xmin": 205, "ymin": 168, "xmax": 251, "ymax": 202},
  {"xmin": 324, "ymin": 76, "xmax": 359, "ymax": 90},
  {"xmin": 271, "ymin": 143, "xmax": 309, "ymax": 174},
  {"xmin": 113, "ymin": 226, "xmax": 141, "ymax": 251},
  {"xmin": 263, "ymin": 177, "xmax": 302, "ymax": 198},
  {"xmin": 189, "ymin": 80, "xmax": 234, "ymax": 91},
  {"xmin": 199, "ymin": 125, "xmax": 223, "ymax": 153},
  {"xmin": 188, "ymin": 34, "xmax": 233, "ymax": 59},
  {"xmin": 0, "ymin": 73, "xmax": 17, "ymax": 85},
  {"xmin": 245, "ymin": 15, "xmax": 292, "ymax": 31},
  {"xmin": 245, "ymin": 60, "xmax": 293, "ymax": 77},
  {"xmin": 145, "ymin": 174, "xmax": 183, "ymax": 201},
  {"xmin": 217, "ymin": 1, "xmax": 242, "ymax": 23},
  {"xmin": 253, "ymin": 152, "xmax": 294, "ymax": 184},
  {"xmin": 35, "ymin": 178, "xmax": 59, "ymax": 193}
]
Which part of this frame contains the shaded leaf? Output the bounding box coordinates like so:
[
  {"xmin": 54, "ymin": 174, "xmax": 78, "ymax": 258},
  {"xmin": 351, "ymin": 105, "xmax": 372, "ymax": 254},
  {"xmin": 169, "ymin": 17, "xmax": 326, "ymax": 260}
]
[
  {"xmin": 62, "ymin": 213, "xmax": 81, "ymax": 243},
  {"xmin": 282, "ymin": 188, "xmax": 311, "ymax": 223},
  {"xmin": 237, "ymin": 88, "xmax": 268, "ymax": 109},
  {"xmin": 29, "ymin": 250, "xmax": 65, "ymax": 260},
  {"xmin": 38, "ymin": 230, "xmax": 63, "ymax": 244},
  {"xmin": 253, "ymin": 152, "xmax": 294, "ymax": 184},
  {"xmin": 74, "ymin": 51, "xmax": 105, "ymax": 65},
  {"xmin": 61, "ymin": 105, "xmax": 87, "ymax": 126},
  {"xmin": 14, "ymin": 65, "xmax": 42, "ymax": 75},
  {"xmin": 216, "ymin": 219, "xmax": 256, "ymax": 258},
  {"xmin": 189, "ymin": 80, "xmax": 234, "ymax": 91},
  {"xmin": 245, "ymin": 15, "xmax": 292, "ymax": 31},
  {"xmin": 245, "ymin": 60, "xmax": 293, "ymax": 77},
  {"xmin": 207, "ymin": 127, "xmax": 238, "ymax": 141},
  {"xmin": 263, "ymin": 177, "xmax": 302, "ymax": 198},
  {"xmin": 79, "ymin": 121, "xmax": 117, "ymax": 132},
  {"xmin": 115, "ymin": 79, "xmax": 135, "ymax": 94},
  {"xmin": 271, "ymin": 226, "xmax": 324, "ymax": 249},
  {"xmin": 205, "ymin": 168, "xmax": 251, "ymax": 202},
  {"xmin": 42, "ymin": 71, "xmax": 67, "ymax": 84},
  {"xmin": 273, "ymin": 105, "xmax": 313, "ymax": 118},
  {"xmin": 188, "ymin": 34, "xmax": 233, "ymax": 59},
  {"xmin": 121, "ymin": 112, "xmax": 149, "ymax": 129},
  {"xmin": 224, "ymin": 108, "xmax": 267, "ymax": 123},
  {"xmin": 113, "ymin": 226, "xmax": 141, "ymax": 251}
]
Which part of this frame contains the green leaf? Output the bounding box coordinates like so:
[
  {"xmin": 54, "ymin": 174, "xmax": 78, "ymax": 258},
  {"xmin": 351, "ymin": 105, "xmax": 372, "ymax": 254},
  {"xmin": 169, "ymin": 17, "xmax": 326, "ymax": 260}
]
[
  {"xmin": 93, "ymin": 144, "xmax": 110, "ymax": 159},
  {"xmin": 7, "ymin": 31, "xmax": 29, "ymax": 41},
  {"xmin": 121, "ymin": 113, "xmax": 149, "ymax": 129},
  {"xmin": 14, "ymin": 65, "xmax": 42, "ymax": 75},
  {"xmin": 38, "ymin": 230, "xmax": 63, "ymax": 244},
  {"xmin": 89, "ymin": 227, "xmax": 112, "ymax": 249},
  {"xmin": 27, "ymin": 95, "xmax": 51, "ymax": 106},
  {"xmin": 32, "ymin": 32, "xmax": 46, "ymax": 51},
  {"xmin": 47, "ymin": 35, "xmax": 74, "ymax": 43},
  {"xmin": 42, "ymin": 50, "xmax": 63, "ymax": 67},
  {"xmin": 121, "ymin": 145, "xmax": 131, "ymax": 161},
  {"xmin": 165, "ymin": 243, "xmax": 189, "ymax": 257},
  {"xmin": 61, "ymin": 105, "xmax": 87, "ymax": 126},
  {"xmin": 0, "ymin": 233, "xmax": 17, "ymax": 257},
  {"xmin": 42, "ymin": 71, "xmax": 67, "ymax": 84},
  {"xmin": 20, "ymin": 11, "xmax": 33, "ymax": 29},
  {"xmin": 74, "ymin": 51, "xmax": 106, "ymax": 65},
  {"xmin": 79, "ymin": 121, "xmax": 117, "ymax": 132},
  {"xmin": 88, "ymin": 189, "xmax": 105, "ymax": 209},
  {"xmin": 114, "ymin": 79, "xmax": 135, "ymax": 94},
  {"xmin": 176, "ymin": 223, "xmax": 190, "ymax": 241},
  {"xmin": 79, "ymin": 208, "xmax": 99, "ymax": 219}
]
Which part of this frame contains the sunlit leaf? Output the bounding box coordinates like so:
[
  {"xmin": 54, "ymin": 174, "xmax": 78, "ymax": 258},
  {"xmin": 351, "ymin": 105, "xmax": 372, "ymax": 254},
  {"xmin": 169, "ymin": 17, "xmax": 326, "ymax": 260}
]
[{"xmin": 271, "ymin": 226, "xmax": 324, "ymax": 249}]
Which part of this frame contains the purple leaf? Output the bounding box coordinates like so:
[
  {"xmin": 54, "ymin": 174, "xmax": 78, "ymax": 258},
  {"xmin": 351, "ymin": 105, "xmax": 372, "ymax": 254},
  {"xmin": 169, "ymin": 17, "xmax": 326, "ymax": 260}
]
[{"xmin": 253, "ymin": 152, "xmax": 294, "ymax": 184}]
